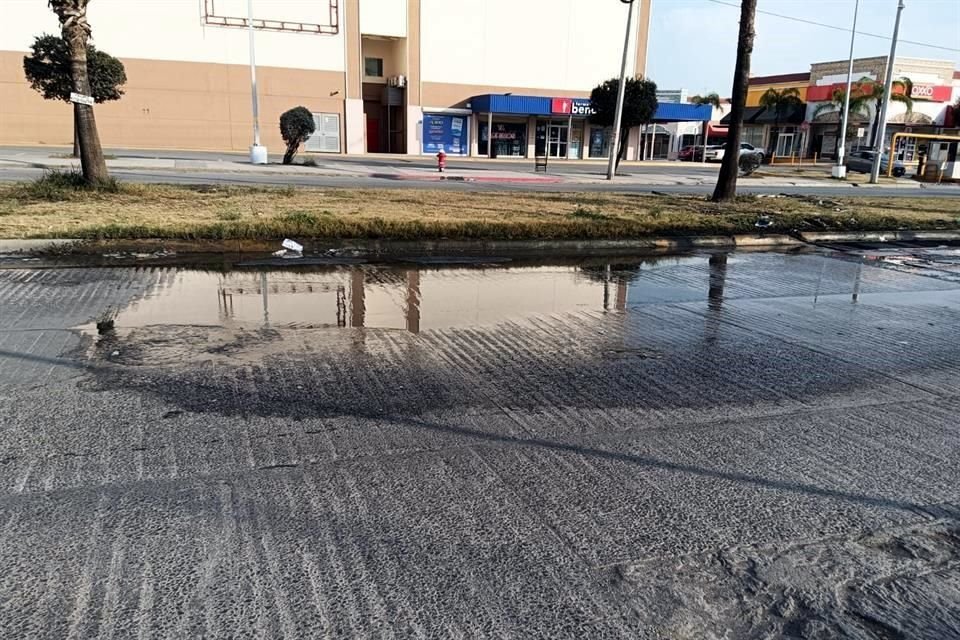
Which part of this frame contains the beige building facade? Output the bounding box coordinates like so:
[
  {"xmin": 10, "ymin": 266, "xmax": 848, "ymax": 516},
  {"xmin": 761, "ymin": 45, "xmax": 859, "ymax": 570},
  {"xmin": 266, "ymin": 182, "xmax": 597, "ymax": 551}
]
[{"xmin": 0, "ymin": 0, "xmax": 652, "ymax": 156}]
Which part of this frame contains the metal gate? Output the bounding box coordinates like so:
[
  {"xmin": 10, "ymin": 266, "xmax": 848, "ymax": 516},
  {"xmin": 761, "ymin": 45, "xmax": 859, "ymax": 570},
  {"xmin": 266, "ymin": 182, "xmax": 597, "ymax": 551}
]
[{"xmin": 305, "ymin": 113, "xmax": 341, "ymax": 153}]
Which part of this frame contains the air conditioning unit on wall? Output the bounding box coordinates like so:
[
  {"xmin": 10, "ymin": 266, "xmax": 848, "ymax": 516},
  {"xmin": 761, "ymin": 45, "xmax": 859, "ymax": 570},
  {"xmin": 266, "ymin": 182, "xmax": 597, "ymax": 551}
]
[{"xmin": 388, "ymin": 75, "xmax": 407, "ymax": 88}]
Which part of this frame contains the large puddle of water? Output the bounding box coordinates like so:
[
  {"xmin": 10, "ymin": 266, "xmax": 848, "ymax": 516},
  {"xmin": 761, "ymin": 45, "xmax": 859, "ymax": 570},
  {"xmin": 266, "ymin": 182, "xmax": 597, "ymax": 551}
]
[
  {"xmin": 73, "ymin": 248, "xmax": 960, "ymax": 338},
  {"xmin": 78, "ymin": 256, "xmax": 712, "ymax": 335}
]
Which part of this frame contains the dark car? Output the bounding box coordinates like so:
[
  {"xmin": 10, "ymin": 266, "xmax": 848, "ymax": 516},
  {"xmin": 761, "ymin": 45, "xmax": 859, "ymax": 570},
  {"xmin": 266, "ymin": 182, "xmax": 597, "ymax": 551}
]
[
  {"xmin": 678, "ymin": 145, "xmax": 703, "ymax": 161},
  {"xmin": 846, "ymin": 150, "xmax": 906, "ymax": 177}
]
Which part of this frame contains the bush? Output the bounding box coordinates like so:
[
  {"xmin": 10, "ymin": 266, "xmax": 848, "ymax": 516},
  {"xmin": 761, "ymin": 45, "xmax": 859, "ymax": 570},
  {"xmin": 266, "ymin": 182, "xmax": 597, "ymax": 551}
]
[{"xmin": 279, "ymin": 107, "xmax": 316, "ymax": 165}]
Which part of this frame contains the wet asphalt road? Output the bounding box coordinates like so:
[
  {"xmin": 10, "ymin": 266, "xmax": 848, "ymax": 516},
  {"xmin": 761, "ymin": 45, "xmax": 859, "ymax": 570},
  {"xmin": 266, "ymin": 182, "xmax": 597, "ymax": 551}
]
[{"xmin": 1, "ymin": 248, "xmax": 960, "ymax": 638}]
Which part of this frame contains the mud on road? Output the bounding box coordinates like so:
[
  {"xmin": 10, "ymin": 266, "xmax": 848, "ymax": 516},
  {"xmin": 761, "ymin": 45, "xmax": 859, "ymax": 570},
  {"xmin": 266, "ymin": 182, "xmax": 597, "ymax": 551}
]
[{"xmin": 1, "ymin": 249, "xmax": 959, "ymax": 638}]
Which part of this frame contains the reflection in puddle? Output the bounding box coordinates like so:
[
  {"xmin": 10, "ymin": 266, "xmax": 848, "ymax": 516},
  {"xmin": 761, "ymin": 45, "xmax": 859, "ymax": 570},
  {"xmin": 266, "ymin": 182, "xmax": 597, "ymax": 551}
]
[
  {"xmin": 73, "ymin": 250, "xmax": 935, "ymax": 339},
  {"xmin": 80, "ymin": 261, "xmax": 688, "ymax": 336}
]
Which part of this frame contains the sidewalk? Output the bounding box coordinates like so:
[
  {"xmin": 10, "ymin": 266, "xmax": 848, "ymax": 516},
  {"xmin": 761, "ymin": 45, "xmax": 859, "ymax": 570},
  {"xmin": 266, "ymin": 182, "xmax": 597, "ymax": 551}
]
[{"xmin": 0, "ymin": 146, "xmax": 930, "ymax": 189}]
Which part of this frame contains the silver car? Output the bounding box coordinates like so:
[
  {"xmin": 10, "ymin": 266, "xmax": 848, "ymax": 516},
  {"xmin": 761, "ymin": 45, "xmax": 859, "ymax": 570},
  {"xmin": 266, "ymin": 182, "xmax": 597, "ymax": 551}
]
[{"xmin": 846, "ymin": 150, "xmax": 906, "ymax": 177}]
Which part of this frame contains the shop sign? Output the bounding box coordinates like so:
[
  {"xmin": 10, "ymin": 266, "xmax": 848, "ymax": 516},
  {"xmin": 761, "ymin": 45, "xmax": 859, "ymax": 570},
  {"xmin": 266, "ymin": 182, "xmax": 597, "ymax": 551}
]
[
  {"xmin": 571, "ymin": 99, "xmax": 595, "ymax": 116},
  {"xmin": 422, "ymin": 114, "xmax": 467, "ymax": 155},
  {"xmin": 909, "ymin": 84, "xmax": 951, "ymax": 101},
  {"xmin": 551, "ymin": 98, "xmax": 596, "ymax": 116},
  {"xmin": 551, "ymin": 98, "xmax": 572, "ymax": 115}
]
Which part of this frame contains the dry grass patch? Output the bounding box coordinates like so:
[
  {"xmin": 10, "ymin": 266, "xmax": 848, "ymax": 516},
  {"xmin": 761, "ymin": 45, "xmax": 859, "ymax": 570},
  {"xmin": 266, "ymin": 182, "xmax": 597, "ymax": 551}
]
[{"xmin": 0, "ymin": 176, "xmax": 957, "ymax": 240}]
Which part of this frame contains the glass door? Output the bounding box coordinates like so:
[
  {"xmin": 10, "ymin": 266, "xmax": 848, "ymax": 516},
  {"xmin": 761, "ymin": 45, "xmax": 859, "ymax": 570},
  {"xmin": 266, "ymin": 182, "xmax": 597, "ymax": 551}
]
[
  {"xmin": 548, "ymin": 122, "xmax": 568, "ymax": 158},
  {"xmin": 775, "ymin": 132, "xmax": 794, "ymax": 157}
]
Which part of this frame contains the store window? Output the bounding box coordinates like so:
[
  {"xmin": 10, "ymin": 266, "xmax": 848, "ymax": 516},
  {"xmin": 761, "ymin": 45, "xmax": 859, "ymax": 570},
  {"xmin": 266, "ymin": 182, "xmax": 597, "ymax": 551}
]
[
  {"xmin": 479, "ymin": 122, "xmax": 527, "ymax": 157},
  {"xmin": 742, "ymin": 126, "xmax": 765, "ymax": 149},
  {"xmin": 589, "ymin": 127, "xmax": 610, "ymax": 158},
  {"xmin": 364, "ymin": 57, "xmax": 383, "ymax": 78}
]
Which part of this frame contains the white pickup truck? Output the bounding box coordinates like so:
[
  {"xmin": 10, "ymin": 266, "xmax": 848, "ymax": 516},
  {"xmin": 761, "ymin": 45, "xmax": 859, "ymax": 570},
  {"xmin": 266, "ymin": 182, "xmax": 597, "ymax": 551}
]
[{"xmin": 704, "ymin": 142, "xmax": 766, "ymax": 163}]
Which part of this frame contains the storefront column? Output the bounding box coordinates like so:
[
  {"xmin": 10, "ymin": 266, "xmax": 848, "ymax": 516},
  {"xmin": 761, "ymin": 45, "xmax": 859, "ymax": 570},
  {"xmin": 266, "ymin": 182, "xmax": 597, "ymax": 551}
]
[
  {"xmin": 526, "ymin": 118, "xmax": 537, "ymax": 158},
  {"xmin": 487, "ymin": 111, "xmax": 493, "ymax": 159},
  {"xmin": 470, "ymin": 114, "xmax": 479, "ymax": 157},
  {"xmin": 566, "ymin": 114, "xmax": 573, "ymax": 160}
]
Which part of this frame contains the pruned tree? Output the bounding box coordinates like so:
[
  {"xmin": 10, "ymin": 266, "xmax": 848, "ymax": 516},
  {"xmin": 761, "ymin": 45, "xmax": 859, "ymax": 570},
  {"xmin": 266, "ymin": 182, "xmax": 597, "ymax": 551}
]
[
  {"xmin": 589, "ymin": 76, "xmax": 658, "ymax": 171},
  {"xmin": 712, "ymin": 0, "xmax": 757, "ymax": 203},
  {"xmin": 279, "ymin": 107, "xmax": 316, "ymax": 164},
  {"xmin": 48, "ymin": 0, "xmax": 109, "ymax": 185},
  {"xmin": 690, "ymin": 93, "xmax": 722, "ymax": 109},
  {"xmin": 758, "ymin": 87, "xmax": 803, "ymax": 156},
  {"xmin": 23, "ymin": 34, "xmax": 126, "ymax": 158}
]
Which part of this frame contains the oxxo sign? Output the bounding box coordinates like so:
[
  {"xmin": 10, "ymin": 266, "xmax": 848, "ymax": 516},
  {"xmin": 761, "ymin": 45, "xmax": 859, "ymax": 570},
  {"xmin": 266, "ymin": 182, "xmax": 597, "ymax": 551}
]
[{"xmin": 551, "ymin": 98, "xmax": 595, "ymax": 116}]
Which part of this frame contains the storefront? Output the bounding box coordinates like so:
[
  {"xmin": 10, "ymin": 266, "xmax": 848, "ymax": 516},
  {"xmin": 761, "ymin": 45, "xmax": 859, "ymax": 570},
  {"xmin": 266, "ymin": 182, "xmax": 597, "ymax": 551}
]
[
  {"xmin": 470, "ymin": 94, "xmax": 598, "ymax": 160},
  {"xmin": 468, "ymin": 94, "xmax": 713, "ymax": 161}
]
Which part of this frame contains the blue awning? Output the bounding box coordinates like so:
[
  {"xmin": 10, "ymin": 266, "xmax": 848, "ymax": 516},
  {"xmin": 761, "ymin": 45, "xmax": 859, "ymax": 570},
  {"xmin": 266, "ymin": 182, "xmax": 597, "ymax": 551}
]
[
  {"xmin": 470, "ymin": 94, "xmax": 714, "ymax": 122},
  {"xmin": 470, "ymin": 94, "xmax": 552, "ymax": 115},
  {"xmin": 652, "ymin": 102, "xmax": 713, "ymax": 122}
]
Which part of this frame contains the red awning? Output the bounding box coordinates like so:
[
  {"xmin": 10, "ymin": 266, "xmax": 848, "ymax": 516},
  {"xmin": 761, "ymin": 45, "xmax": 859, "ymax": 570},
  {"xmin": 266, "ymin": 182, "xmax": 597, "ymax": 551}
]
[{"xmin": 707, "ymin": 124, "xmax": 728, "ymax": 137}]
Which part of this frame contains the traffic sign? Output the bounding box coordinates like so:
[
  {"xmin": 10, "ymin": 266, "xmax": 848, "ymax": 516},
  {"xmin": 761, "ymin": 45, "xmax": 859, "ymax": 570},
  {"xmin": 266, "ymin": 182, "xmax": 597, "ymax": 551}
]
[{"xmin": 70, "ymin": 92, "xmax": 94, "ymax": 106}]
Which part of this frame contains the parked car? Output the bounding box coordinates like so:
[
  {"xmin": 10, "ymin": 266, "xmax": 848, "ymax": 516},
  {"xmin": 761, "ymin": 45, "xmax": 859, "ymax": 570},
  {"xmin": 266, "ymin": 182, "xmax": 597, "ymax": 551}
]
[
  {"xmin": 678, "ymin": 145, "xmax": 705, "ymax": 161},
  {"xmin": 703, "ymin": 143, "xmax": 766, "ymax": 163},
  {"xmin": 702, "ymin": 145, "xmax": 726, "ymax": 161},
  {"xmin": 845, "ymin": 150, "xmax": 906, "ymax": 177}
]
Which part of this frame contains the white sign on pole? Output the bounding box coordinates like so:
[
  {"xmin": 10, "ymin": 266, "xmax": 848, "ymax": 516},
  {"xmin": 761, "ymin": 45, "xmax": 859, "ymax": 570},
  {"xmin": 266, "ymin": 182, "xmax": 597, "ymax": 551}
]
[
  {"xmin": 856, "ymin": 127, "xmax": 865, "ymax": 138},
  {"xmin": 70, "ymin": 92, "xmax": 94, "ymax": 106}
]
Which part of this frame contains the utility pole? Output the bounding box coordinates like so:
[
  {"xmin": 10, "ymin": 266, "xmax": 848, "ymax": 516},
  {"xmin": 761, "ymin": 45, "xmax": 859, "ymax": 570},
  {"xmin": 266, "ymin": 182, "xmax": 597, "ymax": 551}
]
[
  {"xmin": 606, "ymin": 0, "xmax": 635, "ymax": 181},
  {"xmin": 870, "ymin": 0, "xmax": 905, "ymax": 184},
  {"xmin": 248, "ymin": 0, "xmax": 267, "ymax": 164},
  {"xmin": 833, "ymin": 0, "xmax": 859, "ymax": 179}
]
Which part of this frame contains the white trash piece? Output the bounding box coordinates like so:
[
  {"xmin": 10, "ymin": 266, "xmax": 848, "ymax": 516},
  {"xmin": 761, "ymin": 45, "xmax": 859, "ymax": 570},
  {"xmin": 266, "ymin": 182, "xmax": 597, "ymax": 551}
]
[{"xmin": 282, "ymin": 239, "xmax": 304, "ymax": 254}]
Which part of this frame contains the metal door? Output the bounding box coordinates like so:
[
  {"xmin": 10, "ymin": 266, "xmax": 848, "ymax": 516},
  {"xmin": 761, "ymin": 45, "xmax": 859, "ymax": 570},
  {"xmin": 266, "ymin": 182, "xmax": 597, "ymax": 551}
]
[{"xmin": 305, "ymin": 113, "xmax": 341, "ymax": 153}]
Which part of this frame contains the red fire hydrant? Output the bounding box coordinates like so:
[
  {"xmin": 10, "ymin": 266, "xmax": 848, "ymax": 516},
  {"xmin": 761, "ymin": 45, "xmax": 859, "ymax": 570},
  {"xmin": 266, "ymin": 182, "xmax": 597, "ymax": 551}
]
[{"xmin": 436, "ymin": 150, "xmax": 446, "ymax": 173}]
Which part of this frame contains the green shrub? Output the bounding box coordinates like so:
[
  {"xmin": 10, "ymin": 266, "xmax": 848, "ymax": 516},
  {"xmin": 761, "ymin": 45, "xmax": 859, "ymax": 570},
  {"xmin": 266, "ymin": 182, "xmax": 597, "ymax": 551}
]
[{"xmin": 279, "ymin": 106, "xmax": 316, "ymax": 165}]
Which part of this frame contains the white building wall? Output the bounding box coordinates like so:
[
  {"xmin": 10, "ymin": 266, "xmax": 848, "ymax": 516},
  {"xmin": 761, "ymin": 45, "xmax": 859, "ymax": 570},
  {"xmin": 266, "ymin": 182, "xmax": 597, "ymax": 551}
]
[
  {"xmin": 360, "ymin": 0, "xmax": 407, "ymax": 37},
  {"xmin": 420, "ymin": 0, "xmax": 640, "ymax": 91},
  {"xmin": 0, "ymin": 0, "xmax": 346, "ymax": 71}
]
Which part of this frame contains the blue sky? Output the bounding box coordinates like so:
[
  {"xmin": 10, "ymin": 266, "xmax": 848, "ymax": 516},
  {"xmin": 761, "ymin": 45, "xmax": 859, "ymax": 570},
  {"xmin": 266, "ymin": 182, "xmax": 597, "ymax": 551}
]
[{"xmin": 646, "ymin": 0, "xmax": 960, "ymax": 95}]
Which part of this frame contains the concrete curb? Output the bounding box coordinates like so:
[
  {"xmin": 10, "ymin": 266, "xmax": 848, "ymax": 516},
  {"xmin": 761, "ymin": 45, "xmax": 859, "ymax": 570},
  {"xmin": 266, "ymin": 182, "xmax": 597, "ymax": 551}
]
[
  {"xmin": 0, "ymin": 239, "xmax": 82, "ymax": 254},
  {"xmin": 799, "ymin": 230, "xmax": 960, "ymax": 243},
  {"xmin": 0, "ymin": 235, "xmax": 804, "ymax": 259}
]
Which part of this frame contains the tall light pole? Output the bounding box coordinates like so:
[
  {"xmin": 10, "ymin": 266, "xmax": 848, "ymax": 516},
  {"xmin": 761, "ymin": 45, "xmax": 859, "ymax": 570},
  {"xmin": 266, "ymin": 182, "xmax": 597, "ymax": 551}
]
[
  {"xmin": 870, "ymin": 0, "xmax": 905, "ymax": 184},
  {"xmin": 832, "ymin": 0, "xmax": 859, "ymax": 179},
  {"xmin": 248, "ymin": 0, "xmax": 267, "ymax": 164},
  {"xmin": 606, "ymin": 0, "xmax": 636, "ymax": 181}
]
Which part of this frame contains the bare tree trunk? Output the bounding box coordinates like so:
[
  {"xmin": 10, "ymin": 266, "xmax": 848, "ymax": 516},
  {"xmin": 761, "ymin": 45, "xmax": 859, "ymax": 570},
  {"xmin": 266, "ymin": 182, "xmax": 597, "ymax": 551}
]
[
  {"xmin": 614, "ymin": 127, "xmax": 627, "ymax": 173},
  {"xmin": 55, "ymin": 1, "xmax": 109, "ymax": 185},
  {"xmin": 870, "ymin": 98, "xmax": 881, "ymax": 148},
  {"xmin": 712, "ymin": 0, "xmax": 757, "ymax": 203},
  {"xmin": 73, "ymin": 108, "xmax": 80, "ymax": 158}
]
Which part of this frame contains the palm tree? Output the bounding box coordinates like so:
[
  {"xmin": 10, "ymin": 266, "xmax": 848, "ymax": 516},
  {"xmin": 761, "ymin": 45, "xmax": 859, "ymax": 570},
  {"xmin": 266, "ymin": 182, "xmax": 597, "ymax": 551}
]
[
  {"xmin": 712, "ymin": 0, "xmax": 757, "ymax": 203},
  {"xmin": 812, "ymin": 87, "xmax": 871, "ymax": 155},
  {"xmin": 860, "ymin": 76, "xmax": 913, "ymax": 148},
  {"xmin": 48, "ymin": 0, "xmax": 109, "ymax": 185},
  {"xmin": 758, "ymin": 87, "xmax": 803, "ymax": 156},
  {"xmin": 690, "ymin": 93, "xmax": 722, "ymax": 108}
]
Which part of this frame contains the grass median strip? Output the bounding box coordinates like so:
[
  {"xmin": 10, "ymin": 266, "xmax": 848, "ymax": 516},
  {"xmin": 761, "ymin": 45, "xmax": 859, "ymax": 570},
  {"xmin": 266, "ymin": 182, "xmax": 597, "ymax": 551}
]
[{"xmin": 0, "ymin": 172, "xmax": 958, "ymax": 241}]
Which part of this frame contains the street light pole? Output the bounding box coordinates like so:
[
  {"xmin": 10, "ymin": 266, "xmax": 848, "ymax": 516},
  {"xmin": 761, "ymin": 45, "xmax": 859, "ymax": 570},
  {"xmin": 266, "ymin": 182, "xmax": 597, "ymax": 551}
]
[
  {"xmin": 606, "ymin": 0, "xmax": 635, "ymax": 181},
  {"xmin": 248, "ymin": 0, "xmax": 267, "ymax": 164},
  {"xmin": 869, "ymin": 0, "xmax": 905, "ymax": 184},
  {"xmin": 833, "ymin": 0, "xmax": 859, "ymax": 179}
]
